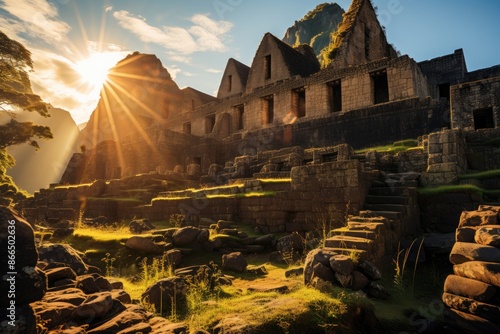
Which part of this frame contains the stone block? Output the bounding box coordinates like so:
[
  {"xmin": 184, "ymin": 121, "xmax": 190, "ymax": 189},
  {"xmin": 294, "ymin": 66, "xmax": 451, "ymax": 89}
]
[
  {"xmin": 444, "ymin": 275, "xmax": 496, "ymax": 302},
  {"xmin": 475, "ymin": 226, "xmax": 500, "ymax": 247},
  {"xmin": 456, "ymin": 227, "xmax": 477, "ymax": 243},
  {"xmin": 450, "ymin": 242, "xmax": 500, "ymax": 265},
  {"xmin": 459, "ymin": 210, "xmax": 499, "ymax": 228},
  {"xmin": 454, "ymin": 261, "xmax": 500, "ymax": 287},
  {"xmin": 443, "ymin": 292, "xmax": 500, "ymax": 325}
]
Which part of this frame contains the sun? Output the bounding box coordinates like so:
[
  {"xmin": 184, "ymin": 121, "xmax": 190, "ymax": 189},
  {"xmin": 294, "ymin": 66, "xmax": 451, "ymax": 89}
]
[{"xmin": 75, "ymin": 52, "xmax": 124, "ymax": 90}]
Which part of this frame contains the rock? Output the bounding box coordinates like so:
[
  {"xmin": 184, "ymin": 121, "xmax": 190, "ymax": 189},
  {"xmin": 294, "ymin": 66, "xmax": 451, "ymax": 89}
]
[
  {"xmin": 285, "ymin": 268, "xmax": 304, "ymax": 278},
  {"xmin": 303, "ymin": 248, "xmax": 338, "ymax": 285},
  {"xmin": 329, "ymin": 255, "xmax": 354, "ymax": 276},
  {"xmin": 0, "ymin": 304, "xmax": 36, "ymax": 334},
  {"xmin": 149, "ymin": 317, "xmax": 188, "ymax": 333},
  {"xmin": 165, "ymin": 249, "xmax": 183, "ymax": 268},
  {"xmin": 335, "ymin": 272, "xmax": 351, "ymax": 288},
  {"xmin": 86, "ymin": 179, "xmax": 107, "ymax": 197},
  {"xmin": 175, "ymin": 265, "xmax": 212, "ymax": 277},
  {"xmin": 460, "ymin": 210, "xmax": 499, "ymax": 228},
  {"xmin": 456, "ymin": 227, "xmax": 478, "ymax": 243},
  {"xmin": 0, "ymin": 206, "xmax": 38, "ymax": 272},
  {"xmin": 45, "ymin": 267, "xmax": 77, "ymax": 286},
  {"xmin": 357, "ymin": 260, "xmax": 382, "ymax": 281},
  {"xmin": 245, "ymin": 244, "xmax": 265, "ymax": 253},
  {"xmin": 125, "ymin": 236, "xmax": 163, "ymax": 254},
  {"xmin": 475, "ymin": 227, "xmax": 500, "ymax": 247},
  {"xmin": 450, "ymin": 242, "xmax": 500, "ymax": 265},
  {"xmin": 197, "ymin": 229, "xmax": 210, "ymax": 243},
  {"xmin": 246, "ymin": 265, "xmax": 267, "ymax": 276},
  {"xmin": 222, "ymin": 252, "xmax": 247, "ymax": 273},
  {"xmin": 255, "ymin": 234, "xmax": 275, "ymax": 246},
  {"xmin": 312, "ymin": 262, "xmax": 335, "ymax": 283},
  {"xmin": 220, "ymin": 228, "xmax": 239, "ymax": 236},
  {"xmin": 31, "ymin": 301, "xmax": 77, "ymax": 328},
  {"xmin": 216, "ymin": 220, "xmax": 232, "ymax": 230},
  {"xmin": 442, "ymin": 292, "xmax": 500, "ymax": 324},
  {"xmin": 453, "ymin": 261, "xmax": 500, "ymax": 287},
  {"xmin": 129, "ymin": 219, "xmax": 155, "ymax": 234},
  {"xmin": 110, "ymin": 280, "xmax": 124, "ymax": 290},
  {"xmin": 52, "ymin": 227, "xmax": 75, "ymax": 238},
  {"xmin": 310, "ymin": 276, "xmax": 334, "ymax": 293},
  {"xmin": 276, "ymin": 233, "xmax": 304, "ymax": 253},
  {"xmin": 444, "ymin": 275, "xmax": 496, "ymax": 302},
  {"xmin": 42, "ymin": 288, "xmax": 87, "ymax": 306},
  {"xmin": 116, "ymin": 322, "xmax": 152, "ymax": 334},
  {"xmin": 350, "ymin": 271, "xmax": 370, "ymax": 291},
  {"xmin": 172, "ymin": 226, "xmax": 201, "ymax": 246},
  {"xmin": 38, "ymin": 243, "xmax": 89, "ymax": 275},
  {"xmin": 73, "ymin": 292, "xmax": 114, "ymax": 321},
  {"xmin": 111, "ymin": 290, "xmax": 132, "ymax": 304},
  {"xmin": 444, "ymin": 307, "xmax": 500, "ymax": 334},
  {"xmin": 141, "ymin": 277, "xmax": 186, "ymax": 316},
  {"xmin": 85, "ymin": 216, "xmax": 110, "ymax": 227},
  {"xmin": 76, "ymin": 275, "xmax": 100, "ymax": 294},
  {"xmin": 237, "ymin": 231, "xmax": 248, "ymax": 239},
  {"xmin": 86, "ymin": 307, "xmax": 149, "ymax": 334},
  {"xmin": 269, "ymin": 251, "xmax": 286, "ymax": 264},
  {"xmin": 1, "ymin": 267, "xmax": 46, "ymax": 306},
  {"xmin": 366, "ymin": 282, "xmax": 390, "ymax": 299}
]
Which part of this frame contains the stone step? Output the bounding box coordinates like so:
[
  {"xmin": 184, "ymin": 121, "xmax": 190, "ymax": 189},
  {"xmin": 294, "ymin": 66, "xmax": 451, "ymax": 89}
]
[
  {"xmin": 324, "ymin": 236, "xmax": 374, "ymax": 251},
  {"xmin": 365, "ymin": 195, "xmax": 409, "ymax": 205},
  {"xmin": 368, "ymin": 187, "xmax": 410, "ymax": 196},
  {"xmin": 330, "ymin": 229, "xmax": 377, "ymax": 240},
  {"xmin": 364, "ymin": 203, "xmax": 406, "ymax": 213},
  {"xmin": 368, "ymin": 211, "xmax": 402, "ymax": 221},
  {"xmin": 328, "ymin": 248, "xmax": 368, "ymax": 261},
  {"xmin": 347, "ymin": 222, "xmax": 385, "ymax": 233}
]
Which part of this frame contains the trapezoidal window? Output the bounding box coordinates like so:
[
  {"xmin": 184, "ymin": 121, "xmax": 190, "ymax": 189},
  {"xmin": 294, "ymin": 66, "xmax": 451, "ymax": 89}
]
[
  {"xmin": 228, "ymin": 75, "xmax": 233, "ymax": 92},
  {"xmin": 264, "ymin": 55, "xmax": 272, "ymax": 80},
  {"xmin": 183, "ymin": 122, "xmax": 191, "ymax": 134},
  {"xmin": 438, "ymin": 83, "xmax": 450, "ymax": 101},
  {"xmin": 262, "ymin": 95, "xmax": 274, "ymax": 125},
  {"xmin": 205, "ymin": 114, "xmax": 216, "ymax": 134},
  {"xmin": 328, "ymin": 80, "xmax": 342, "ymax": 112},
  {"xmin": 473, "ymin": 107, "xmax": 494, "ymax": 130},
  {"xmin": 292, "ymin": 88, "xmax": 306, "ymax": 118},
  {"xmin": 235, "ymin": 105, "xmax": 245, "ymax": 130},
  {"xmin": 372, "ymin": 70, "xmax": 389, "ymax": 105}
]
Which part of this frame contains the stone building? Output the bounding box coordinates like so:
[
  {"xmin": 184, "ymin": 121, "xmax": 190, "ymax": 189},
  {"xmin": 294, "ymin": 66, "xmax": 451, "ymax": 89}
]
[{"xmin": 61, "ymin": 0, "xmax": 500, "ymax": 184}]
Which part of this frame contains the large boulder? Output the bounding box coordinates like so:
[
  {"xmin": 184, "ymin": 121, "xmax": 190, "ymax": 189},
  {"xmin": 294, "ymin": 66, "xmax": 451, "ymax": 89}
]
[
  {"xmin": 303, "ymin": 248, "xmax": 337, "ymax": 285},
  {"xmin": 73, "ymin": 292, "xmax": 114, "ymax": 321},
  {"xmin": 222, "ymin": 252, "xmax": 247, "ymax": 273},
  {"xmin": 172, "ymin": 227, "xmax": 201, "ymax": 246},
  {"xmin": 38, "ymin": 243, "xmax": 89, "ymax": 275},
  {"xmin": 141, "ymin": 277, "xmax": 186, "ymax": 316},
  {"xmin": 125, "ymin": 236, "xmax": 163, "ymax": 254}
]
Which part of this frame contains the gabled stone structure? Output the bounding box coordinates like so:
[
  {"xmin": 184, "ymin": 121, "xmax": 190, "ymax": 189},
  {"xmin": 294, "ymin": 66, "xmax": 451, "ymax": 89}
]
[{"xmin": 217, "ymin": 58, "xmax": 250, "ymax": 99}]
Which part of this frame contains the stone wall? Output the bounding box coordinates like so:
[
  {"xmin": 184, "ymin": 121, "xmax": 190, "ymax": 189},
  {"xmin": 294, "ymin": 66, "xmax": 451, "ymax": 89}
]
[
  {"xmin": 451, "ymin": 76, "xmax": 500, "ymax": 130},
  {"xmin": 443, "ymin": 205, "xmax": 500, "ymax": 333},
  {"xmin": 421, "ymin": 129, "xmax": 467, "ymax": 186}
]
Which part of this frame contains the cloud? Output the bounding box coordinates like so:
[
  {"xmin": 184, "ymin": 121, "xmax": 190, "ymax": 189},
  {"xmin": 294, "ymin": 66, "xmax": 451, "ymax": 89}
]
[
  {"xmin": 167, "ymin": 54, "xmax": 192, "ymax": 64},
  {"xmin": 206, "ymin": 68, "xmax": 222, "ymax": 74},
  {"xmin": 0, "ymin": 0, "xmax": 71, "ymax": 45},
  {"xmin": 113, "ymin": 11, "xmax": 233, "ymax": 54},
  {"xmin": 105, "ymin": 6, "xmax": 113, "ymax": 12},
  {"xmin": 166, "ymin": 66, "xmax": 182, "ymax": 80}
]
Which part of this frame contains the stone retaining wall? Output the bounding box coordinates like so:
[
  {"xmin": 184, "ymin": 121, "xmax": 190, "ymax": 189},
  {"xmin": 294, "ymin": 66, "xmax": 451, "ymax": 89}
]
[{"xmin": 444, "ymin": 205, "xmax": 500, "ymax": 333}]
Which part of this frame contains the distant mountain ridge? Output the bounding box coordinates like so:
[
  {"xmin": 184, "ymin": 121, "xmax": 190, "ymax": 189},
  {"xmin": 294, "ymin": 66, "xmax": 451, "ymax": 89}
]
[{"xmin": 282, "ymin": 3, "xmax": 345, "ymax": 59}]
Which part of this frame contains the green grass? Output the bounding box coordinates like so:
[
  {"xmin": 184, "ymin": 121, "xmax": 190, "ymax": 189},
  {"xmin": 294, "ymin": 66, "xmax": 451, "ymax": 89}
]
[
  {"xmin": 258, "ymin": 178, "xmax": 292, "ymax": 184},
  {"xmin": 355, "ymin": 139, "xmax": 420, "ymax": 154},
  {"xmin": 459, "ymin": 169, "xmax": 500, "ymax": 180},
  {"xmin": 418, "ymin": 184, "xmax": 500, "ymax": 200}
]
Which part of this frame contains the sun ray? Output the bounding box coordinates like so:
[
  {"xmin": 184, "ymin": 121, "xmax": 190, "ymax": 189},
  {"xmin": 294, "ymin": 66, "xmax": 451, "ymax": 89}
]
[{"xmin": 100, "ymin": 85, "xmax": 126, "ymax": 173}]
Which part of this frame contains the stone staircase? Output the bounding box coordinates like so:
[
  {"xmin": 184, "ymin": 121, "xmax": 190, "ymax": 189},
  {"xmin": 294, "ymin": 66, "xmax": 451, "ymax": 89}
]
[{"xmin": 324, "ymin": 172, "xmax": 421, "ymax": 264}]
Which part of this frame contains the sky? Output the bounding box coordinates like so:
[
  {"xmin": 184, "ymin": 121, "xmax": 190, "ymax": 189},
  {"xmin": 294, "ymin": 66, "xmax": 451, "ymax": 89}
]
[{"xmin": 1, "ymin": 0, "xmax": 499, "ymax": 125}]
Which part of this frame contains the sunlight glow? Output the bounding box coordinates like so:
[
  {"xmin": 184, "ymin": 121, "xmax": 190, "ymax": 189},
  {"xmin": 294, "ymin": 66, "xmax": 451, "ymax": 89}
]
[{"xmin": 75, "ymin": 52, "xmax": 125, "ymax": 91}]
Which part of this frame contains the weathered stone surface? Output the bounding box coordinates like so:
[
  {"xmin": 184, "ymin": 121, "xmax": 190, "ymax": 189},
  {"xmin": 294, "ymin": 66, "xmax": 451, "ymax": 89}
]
[
  {"xmin": 456, "ymin": 226, "xmax": 478, "ymax": 242},
  {"xmin": 1, "ymin": 267, "xmax": 46, "ymax": 306},
  {"xmin": 76, "ymin": 275, "xmax": 100, "ymax": 294},
  {"xmin": 172, "ymin": 226, "xmax": 201, "ymax": 246},
  {"xmin": 312, "ymin": 262, "xmax": 335, "ymax": 283},
  {"xmin": 42, "ymin": 288, "xmax": 87, "ymax": 306},
  {"xmin": 276, "ymin": 233, "xmax": 304, "ymax": 253},
  {"xmin": 149, "ymin": 317, "xmax": 188, "ymax": 333},
  {"xmin": 222, "ymin": 252, "xmax": 247, "ymax": 273},
  {"xmin": 475, "ymin": 227, "xmax": 500, "ymax": 247},
  {"xmin": 444, "ymin": 307, "xmax": 500, "ymax": 334},
  {"xmin": 255, "ymin": 234, "xmax": 276, "ymax": 246},
  {"xmin": 197, "ymin": 229, "xmax": 210, "ymax": 243},
  {"xmin": 444, "ymin": 275, "xmax": 496, "ymax": 302},
  {"xmin": 334, "ymin": 272, "xmax": 351, "ymax": 288},
  {"xmin": 450, "ymin": 242, "xmax": 500, "ymax": 265},
  {"xmin": 38, "ymin": 243, "xmax": 89, "ymax": 275},
  {"xmin": 165, "ymin": 249, "xmax": 183, "ymax": 268},
  {"xmin": 86, "ymin": 308, "xmax": 148, "ymax": 334},
  {"xmin": 31, "ymin": 301, "xmax": 77, "ymax": 328},
  {"xmin": 95, "ymin": 276, "xmax": 113, "ymax": 291},
  {"xmin": 310, "ymin": 277, "xmax": 334, "ymax": 293},
  {"xmin": 357, "ymin": 260, "xmax": 382, "ymax": 281},
  {"xmin": 116, "ymin": 322, "xmax": 152, "ymax": 334},
  {"xmin": 73, "ymin": 292, "xmax": 114, "ymax": 320},
  {"xmin": 350, "ymin": 271, "xmax": 370, "ymax": 291},
  {"xmin": 443, "ymin": 292, "xmax": 500, "ymax": 324},
  {"xmin": 459, "ymin": 210, "xmax": 499, "ymax": 228},
  {"xmin": 285, "ymin": 268, "xmax": 304, "ymax": 278},
  {"xmin": 303, "ymin": 248, "xmax": 338, "ymax": 285},
  {"xmin": 129, "ymin": 219, "xmax": 155, "ymax": 234},
  {"xmin": 329, "ymin": 254, "xmax": 354, "ymax": 276},
  {"xmin": 125, "ymin": 236, "xmax": 163, "ymax": 254},
  {"xmin": 142, "ymin": 277, "xmax": 186, "ymax": 316},
  {"xmin": 454, "ymin": 261, "xmax": 500, "ymax": 287},
  {"xmin": 46, "ymin": 267, "xmax": 77, "ymax": 286}
]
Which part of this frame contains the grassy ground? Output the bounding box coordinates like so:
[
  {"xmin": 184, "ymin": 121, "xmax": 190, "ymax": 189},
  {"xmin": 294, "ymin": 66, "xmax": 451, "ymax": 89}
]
[{"xmin": 355, "ymin": 139, "xmax": 420, "ymax": 154}]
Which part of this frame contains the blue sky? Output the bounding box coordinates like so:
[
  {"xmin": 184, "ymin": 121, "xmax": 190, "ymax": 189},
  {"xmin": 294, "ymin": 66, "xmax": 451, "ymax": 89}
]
[{"xmin": 1, "ymin": 0, "xmax": 499, "ymax": 124}]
